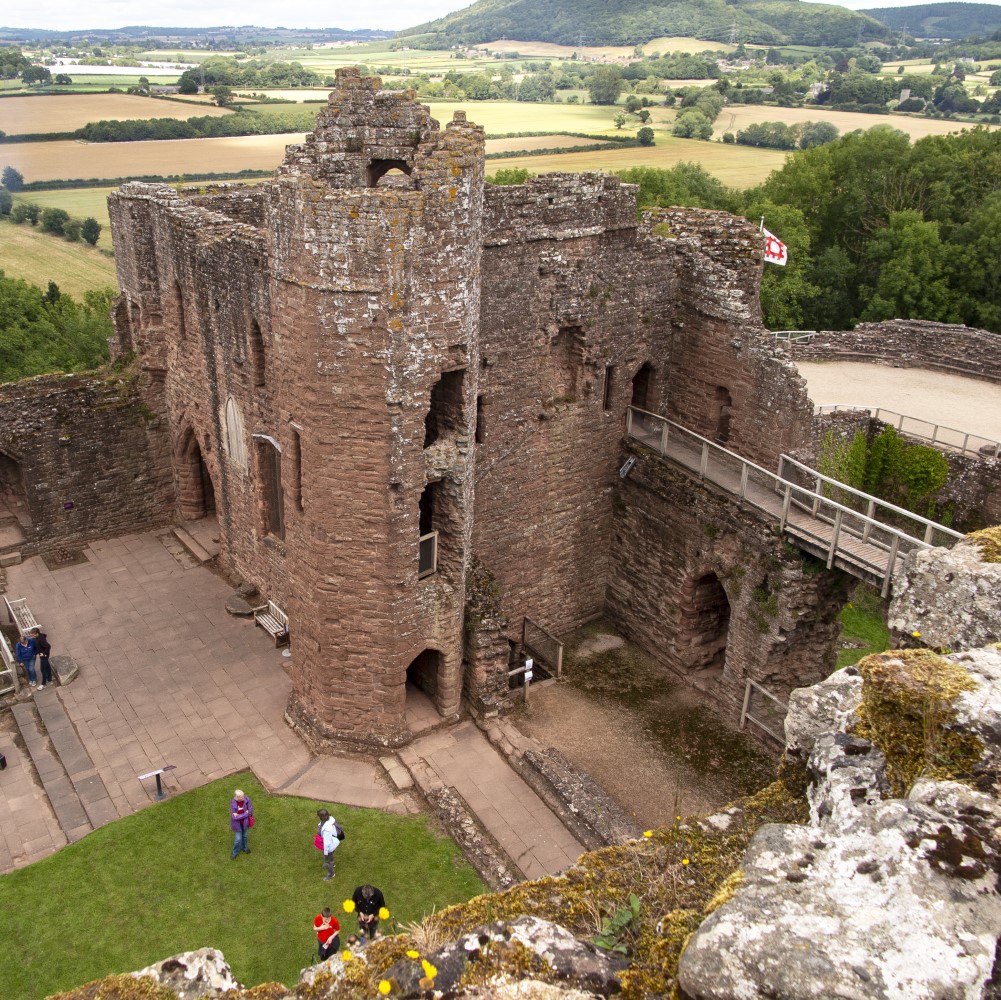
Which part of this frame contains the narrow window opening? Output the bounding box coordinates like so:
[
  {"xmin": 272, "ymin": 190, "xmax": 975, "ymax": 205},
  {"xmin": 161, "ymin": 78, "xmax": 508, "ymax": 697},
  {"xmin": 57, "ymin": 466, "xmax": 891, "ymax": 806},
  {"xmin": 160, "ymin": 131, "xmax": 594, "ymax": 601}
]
[
  {"xmin": 715, "ymin": 386, "xmax": 733, "ymax": 445},
  {"xmin": 255, "ymin": 437, "xmax": 284, "ymax": 540},
  {"xmin": 173, "ymin": 282, "xmax": 186, "ymax": 342},
  {"xmin": 474, "ymin": 395, "xmax": 485, "ymax": 444},
  {"xmin": 424, "ymin": 369, "xmax": 466, "ymax": 448},
  {"xmin": 290, "ymin": 425, "xmax": 304, "ymax": 513},
  {"xmin": 603, "ymin": 365, "xmax": 614, "ymax": 411},
  {"xmin": 418, "ymin": 482, "xmax": 439, "ymax": 579},
  {"xmin": 250, "ymin": 318, "xmax": 266, "ymax": 388}
]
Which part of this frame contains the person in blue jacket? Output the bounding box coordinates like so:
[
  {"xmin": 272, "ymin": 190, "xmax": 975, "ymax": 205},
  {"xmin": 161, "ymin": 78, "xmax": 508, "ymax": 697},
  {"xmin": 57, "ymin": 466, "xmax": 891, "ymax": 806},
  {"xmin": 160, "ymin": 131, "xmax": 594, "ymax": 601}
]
[
  {"xmin": 229, "ymin": 789, "xmax": 253, "ymax": 859},
  {"xmin": 15, "ymin": 633, "xmax": 37, "ymax": 688}
]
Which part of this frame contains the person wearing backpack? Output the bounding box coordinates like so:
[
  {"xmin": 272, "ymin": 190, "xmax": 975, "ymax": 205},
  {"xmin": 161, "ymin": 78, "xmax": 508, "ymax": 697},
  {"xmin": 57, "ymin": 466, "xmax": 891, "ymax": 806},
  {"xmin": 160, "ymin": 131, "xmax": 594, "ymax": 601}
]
[{"xmin": 316, "ymin": 808, "xmax": 341, "ymax": 881}]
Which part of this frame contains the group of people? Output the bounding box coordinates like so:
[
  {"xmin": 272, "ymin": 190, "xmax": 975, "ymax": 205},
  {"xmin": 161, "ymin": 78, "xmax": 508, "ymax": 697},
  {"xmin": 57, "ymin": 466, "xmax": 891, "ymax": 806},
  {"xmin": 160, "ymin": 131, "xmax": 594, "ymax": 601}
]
[
  {"xmin": 224, "ymin": 790, "xmax": 388, "ymax": 962},
  {"xmin": 14, "ymin": 629, "xmax": 52, "ymax": 689}
]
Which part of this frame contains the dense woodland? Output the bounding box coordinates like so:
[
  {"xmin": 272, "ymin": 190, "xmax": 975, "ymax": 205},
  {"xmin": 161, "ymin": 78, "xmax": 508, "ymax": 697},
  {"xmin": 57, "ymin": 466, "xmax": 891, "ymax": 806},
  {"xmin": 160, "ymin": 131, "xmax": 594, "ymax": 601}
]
[
  {"xmin": 0, "ymin": 272, "xmax": 113, "ymax": 382},
  {"xmin": 399, "ymin": 0, "xmax": 888, "ymax": 48}
]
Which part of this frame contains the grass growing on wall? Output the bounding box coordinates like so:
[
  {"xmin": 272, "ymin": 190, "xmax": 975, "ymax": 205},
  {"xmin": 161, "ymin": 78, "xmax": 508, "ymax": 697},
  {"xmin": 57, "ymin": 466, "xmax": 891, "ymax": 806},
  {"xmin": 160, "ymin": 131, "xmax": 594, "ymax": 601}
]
[
  {"xmin": 0, "ymin": 773, "xmax": 485, "ymax": 1000},
  {"xmin": 837, "ymin": 585, "xmax": 891, "ymax": 668}
]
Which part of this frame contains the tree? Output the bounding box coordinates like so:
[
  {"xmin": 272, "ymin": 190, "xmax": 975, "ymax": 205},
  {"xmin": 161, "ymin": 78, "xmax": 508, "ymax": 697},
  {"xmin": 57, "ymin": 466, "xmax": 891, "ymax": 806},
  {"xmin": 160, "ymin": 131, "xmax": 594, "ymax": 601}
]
[
  {"xmin": 637, "ymin": 127, "xmax": 654, "ymax": 146},
  {"xmin": 637, "ymin": 109, "xmax": 651, "ymax": 124},
  {"xmin": 22, "ymin": 65, "xmax": 51, "ymax": 86},
  {"xmin": 671, "ymin": 109, "xmax": 713, "ymax": 140},
  {"xmin": 41, "ymin": 207, "xmax": 70, "ymax": 236},
  {"xmin": 625, "ymin": 94, "xmax": 642, "ymax": 114},
  {"xmin": 54, "ymin": 73, "xmax": 72, "ymax": 85},
  {"xmin": 2, "ymin": 166, "xmax": 24, "ymax": 191},
  {"xmin": 587, "ymin": 66, "xmax": 622, "ymax": 105},
  {"xmin": 210, "ymin": 85, "xmax": 235, "ymax": 107},
  {"xmin": 0, "ymin": 189, "xmax": 11, "ymax": 216},
  {"xmin": 64, "ymin": 219, "xmax": 82, "ymax": 242},
  {"xmin": 799, "ymin": 121, "xmax": 839, "ymax": 149},
  {"xmin": 178, "ymin": 75, "xmax": 199, "ymax": 94},
  {"xmin": 81, "ymin": 217, "xmax": 102, "ymax": 246},
  {"xmin": 613, "ymin": 114, "xmax": 627, "ymax": 129}
]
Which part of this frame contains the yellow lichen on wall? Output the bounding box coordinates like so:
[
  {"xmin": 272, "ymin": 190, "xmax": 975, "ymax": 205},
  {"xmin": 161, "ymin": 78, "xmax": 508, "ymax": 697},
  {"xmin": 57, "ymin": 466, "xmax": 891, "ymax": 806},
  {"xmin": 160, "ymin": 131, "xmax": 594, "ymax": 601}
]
[
  {"xmin": 854, "ymin": 648, "xmax": 982, "ymax": 795},
  {"xmin": 967, "ymin": 525, "xmax": 1001, "ymax": 563}
]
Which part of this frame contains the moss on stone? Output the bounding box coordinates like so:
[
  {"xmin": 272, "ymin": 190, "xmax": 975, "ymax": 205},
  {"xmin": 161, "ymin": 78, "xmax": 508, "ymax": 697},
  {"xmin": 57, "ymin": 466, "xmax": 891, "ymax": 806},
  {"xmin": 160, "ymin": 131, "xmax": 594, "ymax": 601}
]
[
  {"xmin": 854, "ymin": 649, "xmax": 982, "ymax": 795},
  {"xmin": 966, "ymin": 525, "xmax": 1001, "ymax": 563},
  {"xmin": 48, "ymin": 974, "xmax": 181, "ymax": 1000}
]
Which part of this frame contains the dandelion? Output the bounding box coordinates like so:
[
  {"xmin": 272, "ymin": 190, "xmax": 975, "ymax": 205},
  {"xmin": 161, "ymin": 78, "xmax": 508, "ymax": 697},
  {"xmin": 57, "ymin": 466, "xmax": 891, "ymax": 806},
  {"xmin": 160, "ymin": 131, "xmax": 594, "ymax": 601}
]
[
  {"xmin": 421, "ymin": 959, "xmax": 438, "ymax": 980},
  {"xmin": 911, "ymin": 631, "xmax": 921, "ymax": 638},
  {"xmin": 343, "ymin": 899, "xmax": 356, "ymax": 913},
  {"xmin": 342, "ymin": 950, "xmax": 353, "ymax": 962},
  {"xmin": 682, "ymin": 858, "xmax": 690, "ymax": 865},
  {"xmin": 379, "ymin": 906, "xmax": 390, "ymax": 920},
  {"xmin": 676, "ymin": 815, "xmax": 681, "ymax": 821},
  {"xmin": 378, "ymin": 981, "xmax": 392, "ymax": 995},
  {"xmin": 643, "ymin": 830, "xmax": 653, "ymax": 838},
  {"xmin": 406, "ymin": 950, "xmax": 420, "ymax": 960}
]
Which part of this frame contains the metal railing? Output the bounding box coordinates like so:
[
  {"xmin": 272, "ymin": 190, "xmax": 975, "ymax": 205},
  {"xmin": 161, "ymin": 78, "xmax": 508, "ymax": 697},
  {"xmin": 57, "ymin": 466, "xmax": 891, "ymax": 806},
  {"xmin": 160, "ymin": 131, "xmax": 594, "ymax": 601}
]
[
  {"xmin": 625, "ymin": 407, "xmax": 964, "ymax": 596},
  {"xmin": 815, "ymin": 404, "xmax": 1001, "ymax": 459},
  {"xmin": 418, "ymin": 530, "xmax": 438, "ymax": 579},
  {"xmin": 740, "ymin": 679, "xmax": 786, "ymax": 743},
  {"xmin": 772, "ymin": 330, "xmax": 817, "ymax": 343},
  {"xmin": 523, "ymin": 616, "xmax": 564, "ymax": 679},
  {"xmin": 0, "ymin": 631, "xmax": 19, "ymax": 696}
]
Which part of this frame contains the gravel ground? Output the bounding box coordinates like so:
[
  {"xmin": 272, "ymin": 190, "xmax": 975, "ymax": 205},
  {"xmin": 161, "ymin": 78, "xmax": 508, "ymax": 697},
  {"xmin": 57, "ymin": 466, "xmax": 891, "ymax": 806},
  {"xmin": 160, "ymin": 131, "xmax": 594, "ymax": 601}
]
[
  {"xmin": 511, "ymin": 628, "xmax": 777, "ymax": 830},
  {"xmin": 796, "ymin": 362, "xmax": 1001, "ymax": 441}
]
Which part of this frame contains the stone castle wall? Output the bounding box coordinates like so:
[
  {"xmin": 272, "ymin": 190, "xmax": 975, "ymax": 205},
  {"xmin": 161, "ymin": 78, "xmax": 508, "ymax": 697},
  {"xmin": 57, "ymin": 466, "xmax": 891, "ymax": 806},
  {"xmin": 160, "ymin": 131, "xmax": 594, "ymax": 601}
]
[
  {"xmin": 0, "ymin": 371, "xmax": 173, "ymax": 555},
  {"xmin": 787, "ymin": 318, "xmax": 1001, "ymax": 385}
]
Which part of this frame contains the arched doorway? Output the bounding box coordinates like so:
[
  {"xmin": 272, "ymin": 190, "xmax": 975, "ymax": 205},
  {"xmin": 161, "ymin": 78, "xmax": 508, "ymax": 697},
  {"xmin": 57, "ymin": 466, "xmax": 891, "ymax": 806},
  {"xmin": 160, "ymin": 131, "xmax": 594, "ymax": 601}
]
[
  {"xmin": 405, "ymin": 648, "xmax": 448, "ymax": 732},
  {"xmin": 0, "ymin": 453, "xmax": 29, "ymax": 545},
  {"xmin": 631, "ymin": 362, "xmax": 654, "ymax": 411},
  {"xmin": 176, "ymin": 428, "xmax": 216, "ymax": 521},
  {"xmin": 677, "ymin": 571, "xmax": 730, "ymax": 679}
]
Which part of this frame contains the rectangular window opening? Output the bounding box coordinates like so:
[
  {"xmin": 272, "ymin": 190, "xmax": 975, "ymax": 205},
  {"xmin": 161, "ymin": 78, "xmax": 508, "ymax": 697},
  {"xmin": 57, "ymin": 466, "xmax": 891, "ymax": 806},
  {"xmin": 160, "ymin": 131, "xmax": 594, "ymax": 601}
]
[
  {"xmin": 603, "ymin": 365, "xmax": 614, "ymax": 411},
  {"xmin": 475, "ymin": 395, "xmax": 485, "ymax": 444}
]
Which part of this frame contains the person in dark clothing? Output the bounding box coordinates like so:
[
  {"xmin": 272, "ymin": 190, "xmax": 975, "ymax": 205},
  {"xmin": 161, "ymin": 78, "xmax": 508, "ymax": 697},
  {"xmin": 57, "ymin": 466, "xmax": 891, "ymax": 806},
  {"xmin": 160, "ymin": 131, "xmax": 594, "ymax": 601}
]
[
  {"xmin": 33, "ymin": 630, "xmax": 52, "ymax": 688},
  {"xmin": 351, "ymin": 884, "xmax": 386, "ymax": 941}
]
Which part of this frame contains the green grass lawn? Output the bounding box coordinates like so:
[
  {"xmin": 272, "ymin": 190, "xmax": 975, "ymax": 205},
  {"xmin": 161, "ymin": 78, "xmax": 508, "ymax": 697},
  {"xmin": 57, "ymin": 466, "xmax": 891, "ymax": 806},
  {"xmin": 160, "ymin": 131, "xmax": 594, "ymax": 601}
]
[
  {"xmin": 0, "ymin": 773, "xmax": 485, "ymax": 999},
  {"xmin": 836, "ymin": 585, "xmax": 891, "ymax": 668},
  {"xmin": 12, "ymin": 189, "xmax": 115, "ymax": 249}
]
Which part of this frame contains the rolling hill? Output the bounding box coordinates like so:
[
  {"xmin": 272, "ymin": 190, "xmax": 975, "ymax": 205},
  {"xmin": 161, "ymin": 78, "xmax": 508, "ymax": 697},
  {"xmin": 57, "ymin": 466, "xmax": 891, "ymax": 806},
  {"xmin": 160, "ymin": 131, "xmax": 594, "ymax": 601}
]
[
  {"xmin": 861, "ymin": 3, "xmax": 1001, "ymax": 39},
  {"xmin": 396, "ymin": 0, "xmax": 890, "ymax": 48}
]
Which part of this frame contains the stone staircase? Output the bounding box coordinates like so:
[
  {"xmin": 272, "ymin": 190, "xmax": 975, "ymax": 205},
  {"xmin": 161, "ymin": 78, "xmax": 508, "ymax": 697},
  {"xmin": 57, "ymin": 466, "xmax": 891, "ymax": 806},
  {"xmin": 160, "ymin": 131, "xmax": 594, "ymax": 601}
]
[{"xmin": 11, "ymin": 688, "xmax": 119, "ymax": 843}]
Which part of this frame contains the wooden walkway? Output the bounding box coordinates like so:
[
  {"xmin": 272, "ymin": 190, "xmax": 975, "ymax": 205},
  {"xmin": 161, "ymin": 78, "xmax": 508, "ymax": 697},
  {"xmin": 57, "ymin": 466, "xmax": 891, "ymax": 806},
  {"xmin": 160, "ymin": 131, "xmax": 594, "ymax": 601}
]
[{"xmin": 626, "ymin": 408, "xmax": 963, "ymax": 595}]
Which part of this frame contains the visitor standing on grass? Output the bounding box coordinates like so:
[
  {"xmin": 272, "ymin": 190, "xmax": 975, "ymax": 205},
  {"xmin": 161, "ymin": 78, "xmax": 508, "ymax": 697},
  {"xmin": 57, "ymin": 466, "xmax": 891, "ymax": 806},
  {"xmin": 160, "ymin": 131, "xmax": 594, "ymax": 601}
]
[
  {"xmin": 317, "ymin": 808, "xmax": 339, "ymax": 881},
  {"xmin": 230, "ymin": 789, "xmax": 253, "ymax": 859},
  {"xmin": 34, "ymin": 630, "xmax": 52, "ymax": 688},
  {"xmin": 314, "ymin": 906, "xmax": 340, "ymax": 960},
  {"xmin": 352, "ymin": 884, "xmax": 387, "ymax": 941},
  {"xmin": 15, "ymin": 633, "xmax": 37, "ymax": 688}
]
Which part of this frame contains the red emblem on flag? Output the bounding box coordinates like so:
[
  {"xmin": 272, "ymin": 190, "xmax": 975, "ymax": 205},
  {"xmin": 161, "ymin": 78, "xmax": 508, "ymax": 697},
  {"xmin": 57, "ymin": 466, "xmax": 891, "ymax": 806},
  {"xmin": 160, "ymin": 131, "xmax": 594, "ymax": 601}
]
[{"xmin": 763, "ymin": 227, "xmax": 788, "ymax": 266}]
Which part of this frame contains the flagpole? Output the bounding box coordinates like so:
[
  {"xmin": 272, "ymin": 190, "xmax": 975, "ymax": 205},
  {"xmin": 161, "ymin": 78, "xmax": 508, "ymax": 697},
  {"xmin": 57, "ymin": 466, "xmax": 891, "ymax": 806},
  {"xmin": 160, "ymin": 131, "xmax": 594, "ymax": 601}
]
[{"xmin": 759, "ymin": 215, "xmax": 764, "ymax": 232}]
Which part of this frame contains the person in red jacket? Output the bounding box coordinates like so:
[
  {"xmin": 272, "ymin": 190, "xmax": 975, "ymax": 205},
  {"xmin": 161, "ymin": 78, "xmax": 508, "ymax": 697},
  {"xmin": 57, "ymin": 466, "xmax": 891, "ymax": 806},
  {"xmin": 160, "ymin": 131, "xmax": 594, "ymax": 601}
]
[{"xmin": 314, "ymin": 907, "xmax": 340, "ymax": 961}]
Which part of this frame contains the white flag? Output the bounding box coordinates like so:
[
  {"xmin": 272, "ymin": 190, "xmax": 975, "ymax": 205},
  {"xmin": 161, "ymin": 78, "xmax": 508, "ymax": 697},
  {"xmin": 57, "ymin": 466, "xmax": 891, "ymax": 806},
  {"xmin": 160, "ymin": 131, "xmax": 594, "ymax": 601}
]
[{"xmin": 763, "ymin": 227, "xmax": 788, "ymax": 266}]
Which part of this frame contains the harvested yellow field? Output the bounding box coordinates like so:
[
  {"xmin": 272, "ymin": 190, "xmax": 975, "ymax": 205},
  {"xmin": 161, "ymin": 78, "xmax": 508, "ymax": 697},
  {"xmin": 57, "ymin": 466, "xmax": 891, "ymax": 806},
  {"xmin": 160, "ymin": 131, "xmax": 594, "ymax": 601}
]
[
  {"xmin": 714, "ymin": 104, "xmax": 994, "ymax": 141},
  {"xmin": 0, "ymin": 94, "xmax": 232, "ymax": 134},
  {"xmin": 482, "ymin": 36, "xmax": 732, "ymax": 57},
  {"xmin": 232, "ymin": 88, "xmax": 330, "ymax": 103},
  {"xmin": 4, "ymin": 134, "xmax": 307, "ymax": 183},
  {"xmin": 487, "ymin": 134, "xmax": 615, "ymax": 152},
  {"xmin": 485, "ymin": 138, "xmax": 787, "ymax": 188},
  {"xmin": 0, "ymin": 220, "xmax": 118, "ymax": 297}
]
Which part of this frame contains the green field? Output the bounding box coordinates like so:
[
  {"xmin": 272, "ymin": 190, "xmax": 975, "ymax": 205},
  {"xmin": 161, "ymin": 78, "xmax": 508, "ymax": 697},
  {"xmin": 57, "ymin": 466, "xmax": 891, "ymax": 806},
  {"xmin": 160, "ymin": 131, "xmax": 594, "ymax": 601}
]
[
  {"xmin": 0, "ymin": 773, "xmax": 485, "ymax": 1000},
  {"xmin": 11, "ymin": 188, "xmax": 115, "ymax": 247},
  {"xmin": 0, "ymin": 219, "xmax": 118, "ymax": 297}
]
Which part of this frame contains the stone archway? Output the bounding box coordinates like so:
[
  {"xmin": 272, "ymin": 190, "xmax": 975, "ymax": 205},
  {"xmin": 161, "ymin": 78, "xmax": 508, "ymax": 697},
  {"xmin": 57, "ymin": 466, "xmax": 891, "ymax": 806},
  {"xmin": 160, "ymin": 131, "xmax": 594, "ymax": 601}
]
[
  {"xmin": 676, "ymin": 570, "xmax": 731, "ymax": 680},
  {"xmin": 176, "ymin": 426, "xmax": 217, "ymax": 521}
]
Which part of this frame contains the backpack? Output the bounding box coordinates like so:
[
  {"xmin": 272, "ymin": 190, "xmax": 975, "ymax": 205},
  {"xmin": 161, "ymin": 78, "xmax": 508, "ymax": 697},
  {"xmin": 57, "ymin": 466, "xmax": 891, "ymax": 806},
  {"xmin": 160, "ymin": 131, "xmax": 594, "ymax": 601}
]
[{"xmin": 334, "ymin": 820, "xmax": 345, "ymax": 841}]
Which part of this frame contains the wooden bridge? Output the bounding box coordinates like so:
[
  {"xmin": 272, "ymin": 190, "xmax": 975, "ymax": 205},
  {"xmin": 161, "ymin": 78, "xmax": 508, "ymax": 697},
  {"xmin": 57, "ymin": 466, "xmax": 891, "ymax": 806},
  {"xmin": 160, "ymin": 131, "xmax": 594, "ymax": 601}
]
[{"xmin": 625, "ymin": 407, "xmax": 965, "ymax": 596}]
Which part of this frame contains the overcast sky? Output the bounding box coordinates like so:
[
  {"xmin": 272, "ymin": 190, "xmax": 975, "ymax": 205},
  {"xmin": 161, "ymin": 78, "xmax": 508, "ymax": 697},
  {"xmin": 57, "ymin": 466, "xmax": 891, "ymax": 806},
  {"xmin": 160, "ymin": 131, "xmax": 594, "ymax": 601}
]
[{"xmin": 0, "ymin": 0, "xmax": 958, "ymax": 33}]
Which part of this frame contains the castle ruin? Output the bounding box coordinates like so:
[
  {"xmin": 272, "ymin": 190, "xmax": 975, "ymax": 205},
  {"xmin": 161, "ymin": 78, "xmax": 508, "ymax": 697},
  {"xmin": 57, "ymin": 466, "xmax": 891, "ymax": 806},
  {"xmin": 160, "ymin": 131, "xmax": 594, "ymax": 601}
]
[{"xmin": 105, "ymin": 68, "xmax": 848, "ymax": 750}]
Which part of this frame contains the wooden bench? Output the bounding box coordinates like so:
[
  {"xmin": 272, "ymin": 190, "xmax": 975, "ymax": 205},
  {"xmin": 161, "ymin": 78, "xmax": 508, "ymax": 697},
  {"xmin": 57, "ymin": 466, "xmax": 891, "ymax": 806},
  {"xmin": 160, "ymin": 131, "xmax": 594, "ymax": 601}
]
[
  {"xmin": 4, "ymin": 596, "xmax": 39, "ymax": 636},
  {"xmin": 254, "ymin": 600, "xmax": 289, "ymax": 646},
  {"xmin": 0, "ymin": 631, "xmax": 19, "ymax": 695}
]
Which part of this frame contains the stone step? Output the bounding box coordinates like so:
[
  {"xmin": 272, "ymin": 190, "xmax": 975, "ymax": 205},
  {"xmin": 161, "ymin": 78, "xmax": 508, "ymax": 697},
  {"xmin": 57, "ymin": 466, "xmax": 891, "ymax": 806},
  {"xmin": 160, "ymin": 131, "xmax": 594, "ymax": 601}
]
[
  {"xmin": 11, "ymin": 688, "xmax": 119, "ymax": 842},
  {"xmin": 172, "ymin": 526, "xmax": 213, "ymax": 564}
]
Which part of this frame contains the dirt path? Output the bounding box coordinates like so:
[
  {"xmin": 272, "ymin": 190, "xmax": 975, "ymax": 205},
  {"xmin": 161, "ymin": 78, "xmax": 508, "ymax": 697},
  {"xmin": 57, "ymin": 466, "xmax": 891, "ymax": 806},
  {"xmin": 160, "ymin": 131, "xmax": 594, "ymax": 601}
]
[
  {"xmin": 796, "ymin": 361, "xmax": 1001, "ymax": 441},
  {"xmin": 511, "ymin": 629, "xmax": 777, "ymax": 829}
]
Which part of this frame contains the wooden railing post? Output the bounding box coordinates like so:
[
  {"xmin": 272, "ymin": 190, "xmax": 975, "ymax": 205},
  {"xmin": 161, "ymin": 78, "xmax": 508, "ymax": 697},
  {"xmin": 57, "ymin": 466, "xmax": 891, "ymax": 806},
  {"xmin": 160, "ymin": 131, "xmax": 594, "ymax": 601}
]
[
  {"xmin": 882, "ymin": 535, "xmax": 900, "ymax": 598},
  {"xmin": 827, "ymin": 509, "xmax": 843, "ymax": 568},
  {"xmin": 699, "ymin": 442, "xmax": 709, "ymax": 478},
  {"xmin": 780, "ymin": 484, "xmax": 791, "ymax": 531}
]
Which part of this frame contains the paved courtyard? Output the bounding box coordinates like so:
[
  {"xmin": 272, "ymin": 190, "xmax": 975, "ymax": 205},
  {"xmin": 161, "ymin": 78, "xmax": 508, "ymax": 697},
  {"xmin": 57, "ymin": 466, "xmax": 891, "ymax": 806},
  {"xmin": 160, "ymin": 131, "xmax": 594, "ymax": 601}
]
[{"xmin": 0, "ymin": 529, "xmax": 411, "ymax": 871}]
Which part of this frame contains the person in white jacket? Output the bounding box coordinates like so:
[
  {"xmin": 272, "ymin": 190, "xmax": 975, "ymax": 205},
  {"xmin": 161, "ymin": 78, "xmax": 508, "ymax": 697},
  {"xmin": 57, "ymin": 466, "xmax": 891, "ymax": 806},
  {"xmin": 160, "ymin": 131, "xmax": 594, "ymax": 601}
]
[{"xmin": 317, "ymin": 808, "xmax": 340, "ymax": 881}]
